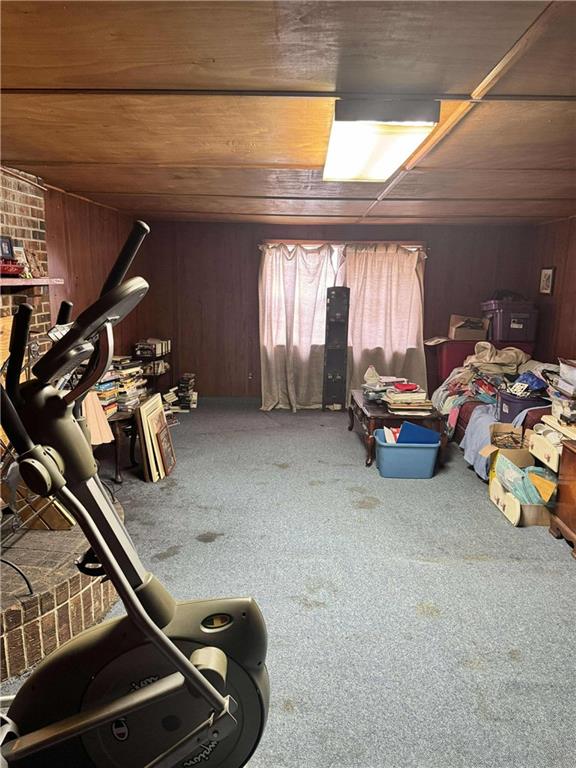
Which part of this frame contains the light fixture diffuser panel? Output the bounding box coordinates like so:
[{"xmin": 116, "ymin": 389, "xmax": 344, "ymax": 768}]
[{"xmin": 323, "ymin": 121, "xmax": 436, "ymax": 182}]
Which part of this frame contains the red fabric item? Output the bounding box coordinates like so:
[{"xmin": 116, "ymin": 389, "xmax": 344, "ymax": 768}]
[
  {"xmin": 394, "ymin": 382, "xmax": 419, "ymax": 392},
  {"xmin": 436, "ymin": 341, "xmax": 535, "ymax": 382}
]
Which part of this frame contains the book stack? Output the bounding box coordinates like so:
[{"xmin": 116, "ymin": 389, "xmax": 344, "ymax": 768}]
[
  {"xmin": 134, "ymin": 338, "xmax": 171, "ymax": 358},
  {"xmin": 381, "ymin": 385, "xmax": 434, "ymax": 415},
  {"xmin": 92, "ymin": 368, "xmax": 119, "ymax": 418},
  {"xmin": 112, "ymin": 356, "xmax": 147, "ymax": 413},
  {"xmin": 175, "ymin": 373, "xmax": 198, "ymax": 412},
  {"xmin": 163, "ymin": 386, "xmax": 178, "ymax": 407},
  {"xmin": 135, "ymin": 373, "xmax": 149, "ymax": 402}
]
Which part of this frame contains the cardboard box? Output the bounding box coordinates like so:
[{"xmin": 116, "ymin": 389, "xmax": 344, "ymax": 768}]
[
  {"xmin": 448, "ymin": 314, "xmax": 489, "ymax": 341},
  {"xmin": 480, "ymin": 424, "xmax": 550, "ymax": 526},
  {"xmin": 488, "ymin": 476, "xmax": 550, "ymax": 527},
  {"xmin": 480, "ymin": 423, "xmax": 525, "ymax": 482}
]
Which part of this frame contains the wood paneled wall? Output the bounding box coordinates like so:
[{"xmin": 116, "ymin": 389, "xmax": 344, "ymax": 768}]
[
  {"xmin": 45, "ymin": 191, "xmax": 571, "ymax": 396},
  {"xmin": 126, "ymin": 222, "xmax": 262, "ymax": 396},
  {"xmin": 129, "ymin": 222, "xmax": 538, "ymax": 396},
  {"xmin": 45, "ymin": 188, "xmax": 136, "ymax": 352},
  {"xmin": 531, "ymin": 218, "xmax": 576, "ymax": 361}
]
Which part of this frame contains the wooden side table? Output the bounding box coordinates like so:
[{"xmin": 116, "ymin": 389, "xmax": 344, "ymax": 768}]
[
  {"xmin": 108, "ymin": 412, "xmax": 139, "ymax": 484},
  {"xmin": 348, "ymin": 389, "xmax": 447, "ymax": 467},
  {"xmin": 549, "ymin": 440, "xmax": 576, "ymax": 559}
]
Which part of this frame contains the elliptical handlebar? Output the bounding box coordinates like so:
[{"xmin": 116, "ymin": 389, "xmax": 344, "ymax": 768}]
[
  {"xmin": 30, "ymin": 219, "xmax": 150, "ymax": 386},
  {"xmin": 1, "ymin": 221, "xmax": 150, "ymax": 452},
  {"xmin": 100, "ymin": 220, "xmax": 150, "ymax": 297},
  {"xmin": 5, "ymin": 303, "xmax": 33, "ymax": 406},
  {"xmin": 56, "ymin": 300, "xmax": 73, "ymax": 324},
  {"xmin": 0, "ymin": 384, "xmax": 34, "ymax": 455}
]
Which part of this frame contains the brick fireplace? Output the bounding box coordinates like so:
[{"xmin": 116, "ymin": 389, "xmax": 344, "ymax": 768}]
[
  {"xmin": 1, "ymin": 167, "xmax": 52, "ymax": 361},
  {"xmin": 1, "ymin": 166, "xmax": 120, "ymax": 681}
]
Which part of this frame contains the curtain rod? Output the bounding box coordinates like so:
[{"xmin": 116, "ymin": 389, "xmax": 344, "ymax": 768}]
[{"xmin": 261, "ymin": 239, "xmax": 427, "ymax": 247}]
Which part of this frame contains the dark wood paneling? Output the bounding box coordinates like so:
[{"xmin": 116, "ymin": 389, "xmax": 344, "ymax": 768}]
[
  {"xmin": 45, "ymin": 188, "xmax": 136, "ymax": 352},
  {"xmin": 532, "ymin": 218, "xmax": 576, "ymax": 361},
  {"xmin": 132, "ymin": 221, "xmax": 540, "ymax": 396},
  {"xmin": 46, "ymin": 195, "xmax": 569, "ymax": 395},
  {"xmin": 421, "ymin": 224, "xmax": 538, "ymax": 340},
  {"xmin": 127, "ymin": 223, "xmax": 262, "ymax": 397}
]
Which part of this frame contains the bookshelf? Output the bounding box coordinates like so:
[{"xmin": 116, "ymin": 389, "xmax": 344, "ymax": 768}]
[{"xmin": 134, "ymin": 342, "xmax": 172, "ymax": 389}]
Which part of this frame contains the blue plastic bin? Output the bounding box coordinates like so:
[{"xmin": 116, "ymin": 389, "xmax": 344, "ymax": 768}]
[{"xmin": 374, "ymin": 428, "xmax": 440, "ymax": 479}]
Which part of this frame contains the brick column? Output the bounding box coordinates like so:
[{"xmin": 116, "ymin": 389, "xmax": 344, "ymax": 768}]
[{"xmin": 1, "ymin": 167, "xmax": 51, "ymax": 358}]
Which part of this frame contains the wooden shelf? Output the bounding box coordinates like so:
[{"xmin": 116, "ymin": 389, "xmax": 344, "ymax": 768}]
[
  {"xmin": 1, "ymin": 277, "xmax": 64, "ymax": 287},
  {"xmin": 135, "ymin": 353, "xmax": 171, "ymax": 361}
]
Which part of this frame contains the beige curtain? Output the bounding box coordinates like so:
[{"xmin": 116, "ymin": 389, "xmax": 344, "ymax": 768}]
[
  {"xmin": 345, "ymin": 243, "xmax": 427, "ymax": 392},
  {"xmin": 259, "ymin": 241, "xmax": 426, "ymax": 410},
  {"xmin": 259, "ymin": 243, "xmax": 344, "ymax": 410}
]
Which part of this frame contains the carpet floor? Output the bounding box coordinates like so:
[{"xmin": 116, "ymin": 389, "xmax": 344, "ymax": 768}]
[{"xmin": 102, "ymin": 398, "xmax": 575, "ymax": 768}]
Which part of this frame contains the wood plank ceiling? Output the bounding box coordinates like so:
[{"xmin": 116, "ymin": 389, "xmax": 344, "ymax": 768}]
[{"xmin": 1, "ymin": 1, "xmax": 575, "ymax": 225}]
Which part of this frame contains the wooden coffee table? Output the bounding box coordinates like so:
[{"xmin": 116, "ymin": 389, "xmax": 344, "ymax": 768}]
[{"xmin": 348, "ymin": 389, "xmax": 448, "ymax": 467}]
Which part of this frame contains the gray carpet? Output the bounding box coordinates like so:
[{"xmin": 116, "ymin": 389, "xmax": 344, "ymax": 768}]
[{"xmin": 104, "ymin": 398, "xmax": 575, "ymax": 768}]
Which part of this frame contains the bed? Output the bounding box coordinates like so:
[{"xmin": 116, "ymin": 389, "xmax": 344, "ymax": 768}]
[{"xmin": 453, "ymin": 401, "xmax": 551, "ymax": 443}]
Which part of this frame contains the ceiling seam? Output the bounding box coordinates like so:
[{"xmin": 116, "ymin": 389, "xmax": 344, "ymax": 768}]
[
  {"xmin": 355, "ymin": 1, "xmax": 563, "ymax": 223},
  {"xmin": 2, "ymin": 88, "xmax": 574, "ymax": 102}
]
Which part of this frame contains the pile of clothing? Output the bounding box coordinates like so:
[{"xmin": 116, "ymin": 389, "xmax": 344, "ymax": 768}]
[{"xmin": 432, "ymin": 343, "xmax": 537, "ymax": 437}]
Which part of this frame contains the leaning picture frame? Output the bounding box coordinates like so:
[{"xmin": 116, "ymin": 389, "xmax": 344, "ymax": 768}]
[
  {"xmin": 136, "ymin": 394, "xmax": 165, "ymax": 482},
  {"xmin": 539, "ymin": 266, "xmax": 555, "ymax": 295},
  {"xmin": 157, "ymin": 424, "xmax": 176, "ymax": 476}
]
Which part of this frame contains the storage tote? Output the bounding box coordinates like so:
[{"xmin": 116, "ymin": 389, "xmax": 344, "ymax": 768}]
[
  {"xmin": 480, "ymin": 299, "xmax": 538, "ymax": 342},
  {"xmin": 496, "ymin": 391, "xmax": 548, "ymax": 423},
  {"xmin": 374, "ymin": 428, "xmax": 440, "ymax": 479}
]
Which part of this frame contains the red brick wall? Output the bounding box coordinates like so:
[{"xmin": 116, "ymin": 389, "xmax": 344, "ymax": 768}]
[
  {"xmin": 1, "ymin": 167, "xmax": 51, "ymax": 361},
  {"xmin": 1, "ymin": 169, "xmax": 122, "ymax": 680},
  {"xmin": 1, "ymin": 572, "xmax": 118, "ymax": 681}
]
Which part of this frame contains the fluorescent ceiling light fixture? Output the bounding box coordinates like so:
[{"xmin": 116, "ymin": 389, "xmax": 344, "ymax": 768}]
[{"xmin": 323, "ymin": 100, "xmax": 440, "ymax": 182}]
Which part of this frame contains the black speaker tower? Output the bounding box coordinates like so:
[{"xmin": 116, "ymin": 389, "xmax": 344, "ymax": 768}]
[{"xmin": 322, "ymin": 287, "xmax": 350, "ymax": 410}]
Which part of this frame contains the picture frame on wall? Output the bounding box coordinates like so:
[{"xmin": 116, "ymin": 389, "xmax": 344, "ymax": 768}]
[
  {"xmin": 0, "ymin": 235, "xmax": 14, "ymax": 260},
  {"xmin": 539, "ymin": 267, "xmax": 555, "ymax": 295}
]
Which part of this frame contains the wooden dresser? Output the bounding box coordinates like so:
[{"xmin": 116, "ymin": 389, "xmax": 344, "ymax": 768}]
[{"xmin": 550, "ymin": 440, "xmax": 576, "ymax": 559}]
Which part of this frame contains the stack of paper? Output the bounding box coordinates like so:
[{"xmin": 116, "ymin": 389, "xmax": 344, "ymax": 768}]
[{"xmin": 381, "ymin": 385, "xmax": 434, "ymax": 415}]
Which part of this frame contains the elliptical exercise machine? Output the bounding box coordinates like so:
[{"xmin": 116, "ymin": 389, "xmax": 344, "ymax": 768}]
[{"xmin": 0, "ymin": 222, "xmax": 269, "ymax": 767}]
